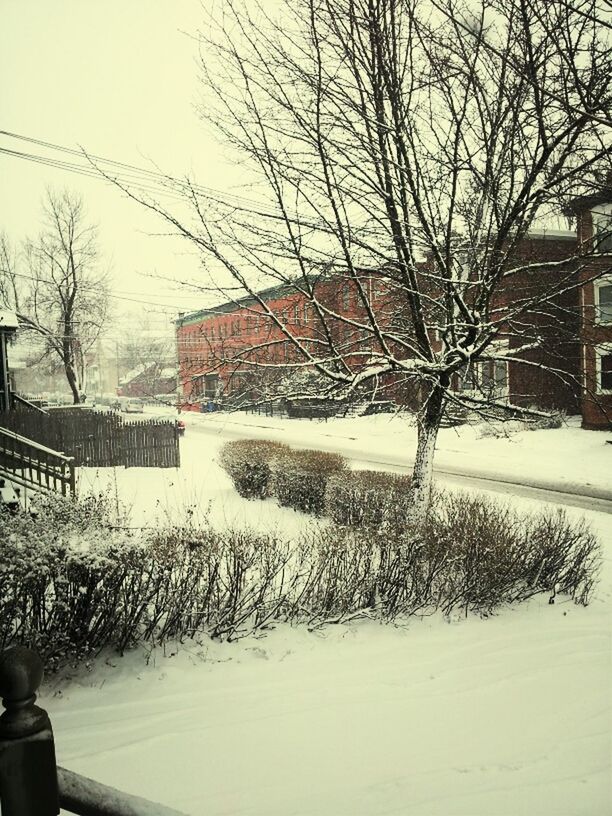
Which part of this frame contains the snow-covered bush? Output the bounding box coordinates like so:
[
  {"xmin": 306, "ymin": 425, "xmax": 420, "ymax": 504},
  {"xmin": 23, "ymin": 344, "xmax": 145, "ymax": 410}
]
[
  {"xmin": 218, "ymin": 439, "xmax": 289, "ymax": 499},
  {"xmin": 0, "ymin": 492, "xmax": 139, "ymax": 667},
  {"xmin": 294, "ymin": 492, "xmax": 600, "ymax": 619},
  {"xmin": 325, "ymin": 469, "xmax": 412, "ymax": 526},
  {"xmin": 272, "ymin": 448, "xmax": 347, "ymax": 515},
  {"xmin": 0, "ymin": 489, "xmax": 599, "ymax": 666},
  {"xmin": 479, "ymin": 409, "xmax": 566, "ymax": 438}
]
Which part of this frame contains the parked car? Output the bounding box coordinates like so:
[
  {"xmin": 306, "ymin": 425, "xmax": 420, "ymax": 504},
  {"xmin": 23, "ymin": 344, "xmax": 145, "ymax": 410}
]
[{"xmin": 122, "ymin": 398, "xmax": 145, "ymax": 414}]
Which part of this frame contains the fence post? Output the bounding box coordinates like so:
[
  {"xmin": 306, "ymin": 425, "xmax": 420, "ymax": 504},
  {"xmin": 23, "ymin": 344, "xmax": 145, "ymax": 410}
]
[{"xmin": 0, "ymin": 647, "xmax": 59, "ymax": 815}]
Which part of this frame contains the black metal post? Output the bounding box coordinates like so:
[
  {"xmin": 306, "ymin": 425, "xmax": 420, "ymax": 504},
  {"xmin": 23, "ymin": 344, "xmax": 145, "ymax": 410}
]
[{"xmin": 0, "ymin": 646, "xmax": 60, "ymax": 815}]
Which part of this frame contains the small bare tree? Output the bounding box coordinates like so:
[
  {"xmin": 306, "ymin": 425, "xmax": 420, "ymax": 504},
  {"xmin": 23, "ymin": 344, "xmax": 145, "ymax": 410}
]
[
  {"xmin": 116, "ymin": 313, "xmax": 177, "ymax": 400},
  {"xmin": 110, "ymin": 0, "xmax": 611, "ymax": 518},
  {"xmin": 0, "ymin": 190, "xmax": 110, "ymax": 403}
]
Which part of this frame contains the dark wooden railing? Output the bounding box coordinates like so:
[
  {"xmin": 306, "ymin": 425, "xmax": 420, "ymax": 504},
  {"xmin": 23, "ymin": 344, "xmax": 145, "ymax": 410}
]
[
  {"xmin": 12, "ymin": 393, "xmax": 50, "ymax": 415},
  {"xmin": 0, "ymin": 647, "xmax": 189, "ymax": 816},
  {"xmin": 0, "ymin": 427, "xmax": 76, "ymax": 497}
]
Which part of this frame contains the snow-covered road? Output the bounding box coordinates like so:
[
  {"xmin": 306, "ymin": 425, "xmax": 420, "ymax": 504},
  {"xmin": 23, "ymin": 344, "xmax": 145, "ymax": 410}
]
[{"xmin": 185, "ymin": 415, "xmax": 612, "ymax": 514}]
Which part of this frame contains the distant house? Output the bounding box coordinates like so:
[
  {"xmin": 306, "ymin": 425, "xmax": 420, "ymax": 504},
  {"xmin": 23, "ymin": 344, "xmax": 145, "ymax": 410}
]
[{"xmin": 117, "ymin": 364, "xmax": 177, "ymax": 400}]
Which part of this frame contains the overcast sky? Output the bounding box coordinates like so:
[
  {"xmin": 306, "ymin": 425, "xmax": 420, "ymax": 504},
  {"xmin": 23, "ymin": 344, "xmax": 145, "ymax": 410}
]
[{"xmin": 1, "ymin": 1, "xmax": 247, "ymax": 326}]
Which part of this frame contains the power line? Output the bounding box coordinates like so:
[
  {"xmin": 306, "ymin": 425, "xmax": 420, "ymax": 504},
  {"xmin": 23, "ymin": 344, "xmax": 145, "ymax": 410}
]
[
  {"xmin": 0, "ymin": 268, "xmax": 211, "ymax": 311},
  {"xmin": 0, "ymin": 128, "xmax": 343, "ymax": 235},
  {"xmin": 0, "ymin": 129, "xmax": 281, "ymax": 215}
]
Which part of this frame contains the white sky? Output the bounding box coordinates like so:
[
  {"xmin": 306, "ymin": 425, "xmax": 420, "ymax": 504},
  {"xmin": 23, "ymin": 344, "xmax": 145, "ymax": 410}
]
[{"xmin": 1, "ymin": 0, "xmax": 247, "ymax": 328}]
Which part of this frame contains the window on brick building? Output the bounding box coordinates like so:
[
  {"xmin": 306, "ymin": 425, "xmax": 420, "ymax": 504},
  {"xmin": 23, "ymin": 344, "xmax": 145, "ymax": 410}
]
[
  {"xmin": 595, "ymin": 280, "xmax": 612, "ymax": 324},
  {"xmin": 293, "ymin": 303, "xmax": 299, "ymax": 324},
  {"xmin": 458, "ymin": 360, "xmax": 508, "ymax": 396},
  {"xmin": 593, "ymin": 204, "xmax": 612, "ymax": 253},
  {"xmin": 597, "ymin": 347, "xmax": 612, "ymax": 393},
  {"xmin": 342, "ymin": 284, "xmax": 350, "ymax": 310},
  {"xmin": 303, "ymin": 302, "xmax": 310, "ymax": 323}
]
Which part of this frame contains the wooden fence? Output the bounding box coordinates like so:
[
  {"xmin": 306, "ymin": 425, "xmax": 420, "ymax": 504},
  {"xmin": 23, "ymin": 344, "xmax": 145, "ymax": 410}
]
[{"xmin": 0, "ymin": 408, "xmax": 180, "ymax": 469}]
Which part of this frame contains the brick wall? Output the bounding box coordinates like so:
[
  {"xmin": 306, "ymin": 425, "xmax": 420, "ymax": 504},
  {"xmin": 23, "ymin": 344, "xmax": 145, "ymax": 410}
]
[
  {"xmin": 576, "ymin": 209, "xmax": 612, "ymax": 428},
  {"xmin": 175, "ymin": 230, "xmax": 607, "ymax": 421}
]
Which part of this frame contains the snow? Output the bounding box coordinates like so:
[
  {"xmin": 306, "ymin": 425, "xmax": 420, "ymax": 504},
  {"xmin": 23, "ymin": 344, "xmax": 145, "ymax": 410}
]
[
  {"xmin": 77, "ymin": 410, "xmax": 612, "ymax": 529},
  {"xmin": 176, "ymin": 410, "xmax": 612, "ymax": 497},
  {"xmin": 41, "ymin": 411, "xmax": 612, "ymax": 815}
]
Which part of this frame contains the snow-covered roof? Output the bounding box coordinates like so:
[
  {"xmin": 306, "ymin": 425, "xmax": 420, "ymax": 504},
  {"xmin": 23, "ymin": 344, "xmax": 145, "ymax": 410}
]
[
  {"xmin": 118, "ymin": 365, "xmax": 147, "ymax": 385},
  {"xmin": 119, "ymin": 364, "xmax": 177, "ymax": 385},
  {"xmin": 0, "ymin": 310, "xmax": 19, "ymax": 331}
]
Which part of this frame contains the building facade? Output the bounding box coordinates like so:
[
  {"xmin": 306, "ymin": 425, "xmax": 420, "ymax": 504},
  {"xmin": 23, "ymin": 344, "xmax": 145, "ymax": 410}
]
[
  {"xmin": 176, "ymin": 201, "xmax": 612, "ymax": 429},
  {"xmin": 571, "ymin": 186, "xmax": 612, "ymax": 429}
]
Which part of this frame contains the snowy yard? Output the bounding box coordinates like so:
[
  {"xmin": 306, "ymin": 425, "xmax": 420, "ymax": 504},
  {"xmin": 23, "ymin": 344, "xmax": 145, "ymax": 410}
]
[{"xmin": 44, "ymin": 413, "xmax": 612, "ymax": 815}]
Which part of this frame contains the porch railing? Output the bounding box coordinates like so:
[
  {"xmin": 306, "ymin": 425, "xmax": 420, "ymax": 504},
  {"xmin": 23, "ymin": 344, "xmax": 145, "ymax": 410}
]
[
  {"xmin": 0, "ymin": 427, "xmax": 76, "ymax": 497},
  {"xmin": 12, "ymin": 393, "xmax": 50, "ymax": 415},
  {"xmin": 0, "ymin": 647, "xmax": 189, "ymax": 816}
]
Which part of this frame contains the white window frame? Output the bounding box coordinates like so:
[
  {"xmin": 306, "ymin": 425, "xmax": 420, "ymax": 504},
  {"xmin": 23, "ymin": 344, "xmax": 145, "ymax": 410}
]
[
  {"xmin": 592, "ymin": 203, "xmax": 612, "ymax": 254},
  {"xmin": 595, "ymin": 344, "xmax": 612, "ymax": 395},
  {"xmin": 457, "ymin": 359, "xmax": 509, "ymax": 400},
  {"xmin": 594, "ymin": 277, "xmax": 612, "ymax": 325}
]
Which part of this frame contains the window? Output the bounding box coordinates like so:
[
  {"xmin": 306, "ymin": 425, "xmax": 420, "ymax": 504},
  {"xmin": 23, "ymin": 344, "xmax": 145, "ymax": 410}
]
[
  {"xmin": 596, "ymin": 347, "xmax": 612, "ymax": 393},
  {"xmin": 593, "ymin": 204, "xmax": 612, "ymax": 253},
  {"xmin": 459, "ymin": 366, "xmax": 478, "ymax": 392},
  {"xmin": 595, "ymin": 279, "xmax": 612, "ymax": 324},
  {"xmin": 293, "ymin": 303, "xmax": 299, "ymax": 324},
  {"xmin": 342, "ymin": 284, "xmax": 350, "ymax": 311},
  {"xmin": 458, "ymin": 360, "xmax": 508, "ymax": 396},
  {"xmin": 303, "ymin": 302, "xmax": 310, "ymax": 323}
]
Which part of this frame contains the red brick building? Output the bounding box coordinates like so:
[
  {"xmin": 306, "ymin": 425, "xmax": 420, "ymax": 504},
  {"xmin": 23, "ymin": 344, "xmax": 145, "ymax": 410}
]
[
  {"xmin": 569, "ymin": 185, "xmax": 612, "ymax": 429},
  {"xmin": 176, "ymin": 206, "xmax": 612, "ymax": 428}
]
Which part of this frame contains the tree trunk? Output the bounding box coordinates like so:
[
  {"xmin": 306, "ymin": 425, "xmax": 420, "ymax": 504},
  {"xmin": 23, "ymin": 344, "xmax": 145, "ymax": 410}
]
[
  {"xmin": 408, "ymin": 377, "xmax": 448, "ymax": 523},
  {"xmin": 65, "ymin": 361, "xmax": 80, "ymax": 405}
]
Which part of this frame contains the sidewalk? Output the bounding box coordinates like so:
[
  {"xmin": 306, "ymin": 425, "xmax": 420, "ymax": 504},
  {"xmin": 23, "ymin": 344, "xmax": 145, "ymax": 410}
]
[{"xmin": 181, "ymin": 410, "xmax": 612, "ymax": 502}]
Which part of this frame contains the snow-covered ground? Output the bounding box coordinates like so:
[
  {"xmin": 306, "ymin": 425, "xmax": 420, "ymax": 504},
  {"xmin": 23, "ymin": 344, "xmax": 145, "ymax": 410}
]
[
  {"xmin": 78, "ymin": 409, "xmax": 612, "ymax": 530},
  {"xmin": 44, "ymin": 413, "xmax": 612, "ymax": 815},
  {"xmin": 178, "ymin": 409, "xmax": 612, "ymax": 498}
]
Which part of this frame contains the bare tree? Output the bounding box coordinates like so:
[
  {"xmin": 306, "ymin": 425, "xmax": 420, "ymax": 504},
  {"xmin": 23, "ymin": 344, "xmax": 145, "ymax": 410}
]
[
  {"xmin": 110, "ymin": 0, "xmax": 611, "ymax": 517},
  {"xmin": 1, "ymin": 190, "xmax": 110, "ymax": 403},
  {"xmin": 115, "ymin": 313, "xmax": 177, "ymax": 400}
]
